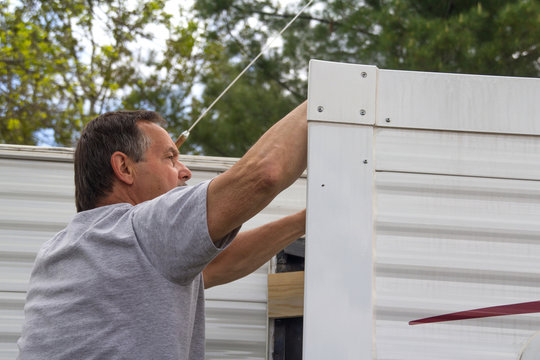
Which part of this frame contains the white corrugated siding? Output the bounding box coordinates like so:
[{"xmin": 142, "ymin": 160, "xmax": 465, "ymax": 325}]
[
  {"xmin": 0, "ymin": 145, "xmax": 306, "ymax": 360},
  {"xmin": 305, "ymin": 125, "xmax": 540, "ymax": 359},
  {"xmin": 374, "ymin": 127, "xmax": 540, "ymax": 360},
  {"xmin": 305, "ymin": 60, "xmax": 540, "ymax": 359},
  {"xmin": 375, "ymin": 170, "xmax": 540, "ymax": 359}
]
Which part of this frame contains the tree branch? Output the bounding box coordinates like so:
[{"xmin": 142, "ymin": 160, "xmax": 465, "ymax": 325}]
[
  {"xmin": 223, "ymin": 21, "xmax": 304, "ymax": 99},
  {"xmin": 232, "ymin": 5, "xmax": 374, "ymax": 37}
]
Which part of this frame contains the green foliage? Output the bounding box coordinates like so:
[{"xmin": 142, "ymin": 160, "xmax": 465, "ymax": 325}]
[
  {"xmin": 0, "ymin": 2, "xmax": 65, "ymax": 144},
  {"xmin": 187, "ymin": 41, "xmax": 296, "ymax": 156},
  {"xmin": 1, "ymin": 0, "xmax": 539, "ymax": 156},
  {"xmin": 0, "ymin": 0, "xmax": 195, "ymax": 146},
  {"xmin": 372, "ymin": 0, "xmax": 540, "ymax": 76},
  {"xmin": 186, "ymin": 0, "xmax": 539, "ymax": 155},
  {"xmin": 121, "ymin": 16, "xmax": 201, "ymax": 147}
]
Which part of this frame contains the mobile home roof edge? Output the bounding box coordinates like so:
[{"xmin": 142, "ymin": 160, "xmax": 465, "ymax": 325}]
[{"xmin": 0, "ymin": 144, "xmax": 307, "ymax": 177}]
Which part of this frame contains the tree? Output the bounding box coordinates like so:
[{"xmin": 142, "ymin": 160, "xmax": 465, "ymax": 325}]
[
  {"xmin": 0, "ymin": 1, "xmax": 65, "ymax": 144},
  {"xmin": 369, "ymin": 0, "xmax": 540, "ymax": 76},
  {"xmin": 179, "ymin": 31, "xmax": 297, "ymax": 156},
  {"xmin": 0, "ymin": 0, "xmax": 199, "ymax": 146},
  {"xmin": 2, "ymin": 0, "xmax": 539, "ymax": 155},
  {"xmin": 186, "ymin": 0, "xmax": 539, "ymax": 155}
]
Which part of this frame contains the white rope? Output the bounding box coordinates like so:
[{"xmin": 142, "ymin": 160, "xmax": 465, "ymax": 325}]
[{"xmin": 186, "ymin": 0, "xmax": 315, "ymax": 134}]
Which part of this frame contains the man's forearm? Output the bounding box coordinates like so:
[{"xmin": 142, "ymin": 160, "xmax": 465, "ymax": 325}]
[
  {"xmin": 245, "ymin": 100, "xmax": 308, "ymax": 189},
  {"xmin": 206, "ymin": 101, "xmax": 307, "ymax": 242},
  {"xmin": 203, "ymin": 209, "xmax": 306, "ymax": 289}
]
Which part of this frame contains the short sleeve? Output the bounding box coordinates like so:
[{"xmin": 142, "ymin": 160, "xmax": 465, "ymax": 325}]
[{"xmin": 131, "ymin": 180, "xmax": 238, "ymax": 284}]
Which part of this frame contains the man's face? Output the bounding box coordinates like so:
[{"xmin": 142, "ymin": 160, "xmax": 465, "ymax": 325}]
[{"xmin": 130, "ymin": 121, "xmax": 192, "ymax": 204}]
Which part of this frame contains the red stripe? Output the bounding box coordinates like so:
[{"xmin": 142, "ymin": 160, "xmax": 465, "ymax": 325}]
[{"xmin": 409, "ymin": 300, "xmax": 540, "ymax": 325}]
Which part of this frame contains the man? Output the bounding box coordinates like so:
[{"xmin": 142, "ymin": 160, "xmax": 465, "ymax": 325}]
[{"xmin": 17, "ymin": 102, "xmax": 307, "ymax": 359}]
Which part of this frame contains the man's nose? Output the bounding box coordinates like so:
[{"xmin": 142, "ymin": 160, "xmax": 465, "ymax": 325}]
[{"xmin": 177, "ymin": 161, "xmax": 192, "ymax": 182}]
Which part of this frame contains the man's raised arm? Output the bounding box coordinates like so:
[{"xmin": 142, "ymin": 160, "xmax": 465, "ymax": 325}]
[{"xmin": 206, "ymin": 101, "xmax": 307, "ymax": 243}]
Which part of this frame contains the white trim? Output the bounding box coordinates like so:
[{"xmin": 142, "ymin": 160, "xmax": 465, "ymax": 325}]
[{"xmin": 304, "ymin": 122, "xmax": 374, "ymax": 359}]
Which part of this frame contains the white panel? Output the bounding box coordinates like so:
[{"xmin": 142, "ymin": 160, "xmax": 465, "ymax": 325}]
[
  {"xmin": 307, "ymin": 59, "xmax": 377, "ymax": 124},
  {"xmin": 0, "ymin": 292, "xmax": 24, "ymax": 360},
  {"xmin": 375, "ymin": 171, "xmax": 540, "ymax": 360},
  {"xmin": 520, "ymin": 332, "xmax": 540, "ymax": 360},
  {"xmin": 205, "ymin": 300, "xmax": 267, "ymax": 360},
  {"xmin": 0, "ymin": 146, "xmax": 307, "ymax": 360},
  {"xmin": 306, "ymin": 60, "xmax": 540, "ymax": 360},
  {"xmin": 376, "ymin": 128, "xmax": 540, "ymax": 181},
  {"xmin": 0, "ymin": 158, "xmax": 76, "ymax": 294},
  {"xmin": 304, "ymin": 122, "xmax": 374, "ymax": 359},
  {"xmin": 205, "ymin": 270, "xmax": 268, "ymax": 303},
  {"xmin": 377, "ymin": 69, "xmax": 540, "ymax": 134}
]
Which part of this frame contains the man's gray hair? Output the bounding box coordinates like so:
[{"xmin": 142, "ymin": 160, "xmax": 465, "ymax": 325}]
[{"xmin": 74, "ymin": 110, "xmax": 166, "ymax": 212}]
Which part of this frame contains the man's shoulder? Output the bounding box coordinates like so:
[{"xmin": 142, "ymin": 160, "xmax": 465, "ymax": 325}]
[
  {"xmin": 139, "ymin": 180, "xmax": 211, "ymax": 211},
  {"xmin": 39, "ymin": 204, "xmax": 134, "ymax": 253}
]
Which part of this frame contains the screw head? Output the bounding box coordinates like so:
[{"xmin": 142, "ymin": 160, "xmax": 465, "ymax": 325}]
[
  {"xmin": 360, "ymin": 109, "xmax": 366, "ymax": 116},
  {"xmin": 361, "ymin": 72, "xmax": 367, "ymax": 78},
  {"xmin": 317, "ymin": 106, "xmax": 324, "ymax": 113},
  {"xmin": 363, "ymin": 160, "xmax": 368, "ymax": 164},
  {"xmin": 385, "ymin": 117, "xmax": 391, "ymax": 123}
]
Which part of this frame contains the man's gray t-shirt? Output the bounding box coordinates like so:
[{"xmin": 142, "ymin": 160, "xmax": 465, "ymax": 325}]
[{"xmin": 17, "ymin": 181, "xmax": 237, "ymax": 359}]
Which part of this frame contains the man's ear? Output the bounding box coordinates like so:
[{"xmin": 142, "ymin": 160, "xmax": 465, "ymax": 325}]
[{"xmin": 110, "ymin": 151, "xmax": 135, "ymax": 185}]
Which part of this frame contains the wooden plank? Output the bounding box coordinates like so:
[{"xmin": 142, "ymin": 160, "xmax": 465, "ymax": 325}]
[{"xmin": 268, "ymin": 271, "xmax": 304, "ymax": 318}]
